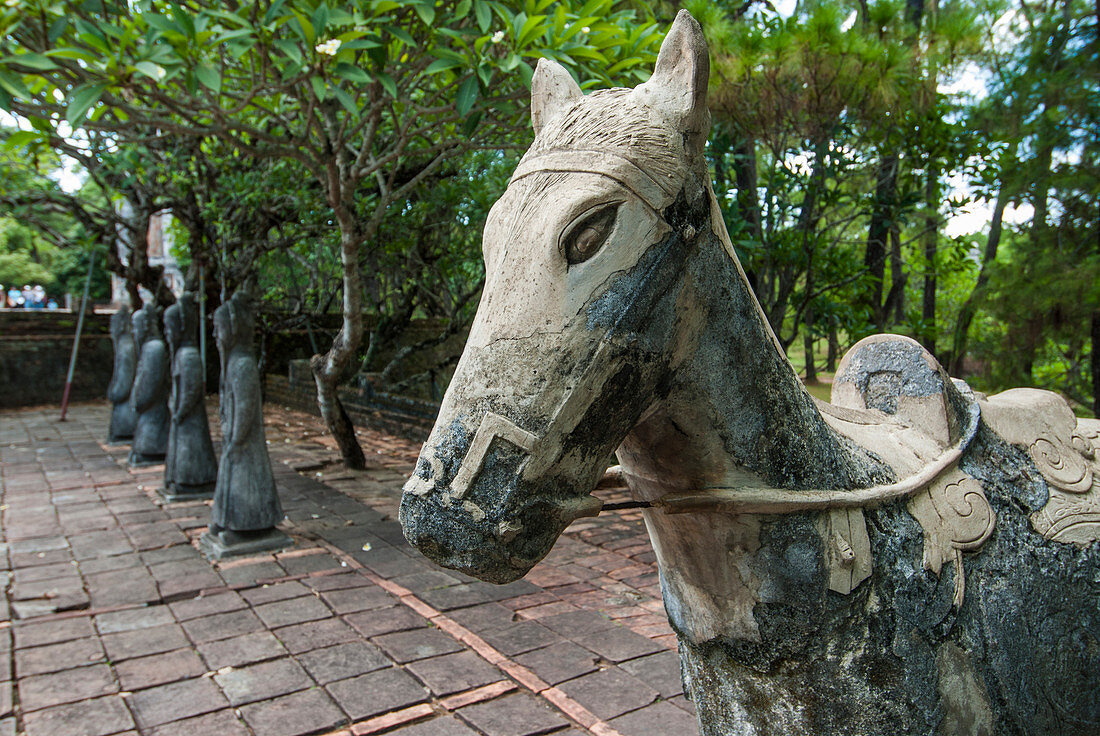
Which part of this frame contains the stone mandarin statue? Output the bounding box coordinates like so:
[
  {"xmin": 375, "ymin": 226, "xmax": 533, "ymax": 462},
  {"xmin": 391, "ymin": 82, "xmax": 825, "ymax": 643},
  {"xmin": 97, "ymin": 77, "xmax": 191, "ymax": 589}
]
[
  {"xmin": 162, "ymin": 292, "xmax": 217, "ymax": 502},
  {"xmin": 128, "ymin": 302, "xmax": 170, "ymax": 466},
  {"xmin": 399, "ymin": 11, "xmax": 1100, "ymax": 735},
  {"xmin": 106, "ymin": 305, "xmax": 137, "ymax": 443},
  {"xmin": 201, "ymin": 290, "xmax": 289, "ymax": 559}
]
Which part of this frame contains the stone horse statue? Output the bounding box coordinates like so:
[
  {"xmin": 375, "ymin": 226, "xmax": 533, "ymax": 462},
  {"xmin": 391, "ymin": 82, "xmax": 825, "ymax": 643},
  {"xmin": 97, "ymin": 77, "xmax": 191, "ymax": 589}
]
[{"xmin": 400, "ymin": 11, "xmax": 1099, "ymax": 736}]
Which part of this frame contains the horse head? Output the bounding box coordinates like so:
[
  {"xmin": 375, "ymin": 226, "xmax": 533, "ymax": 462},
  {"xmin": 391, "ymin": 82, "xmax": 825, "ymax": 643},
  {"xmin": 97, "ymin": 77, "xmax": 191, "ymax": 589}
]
[{"xmin": 400, "ymin": 11, "xmax": 715, "ymax": 583}]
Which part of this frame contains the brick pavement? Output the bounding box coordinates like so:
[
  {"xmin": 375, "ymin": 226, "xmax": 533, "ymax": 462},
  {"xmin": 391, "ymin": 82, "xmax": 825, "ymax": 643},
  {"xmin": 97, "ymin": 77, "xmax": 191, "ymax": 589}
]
[{"xmin": 0, "ymin": 402, "xmax": 696, "ymax": 736}]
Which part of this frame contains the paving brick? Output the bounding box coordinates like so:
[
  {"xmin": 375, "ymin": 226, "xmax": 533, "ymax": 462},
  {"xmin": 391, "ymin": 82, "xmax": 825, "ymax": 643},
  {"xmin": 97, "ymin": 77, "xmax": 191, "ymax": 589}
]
[
  {"xmin": 319, "ymin": 584, "xmax": 397, "ymax": 614},
  {"xmin": 198, "ymin": 630, "xmax": 289, "ymax": 669},
  {"xmin": 182, "ymin": 608, "xmax": 265, "ymax": 643},
  {"xmin": 13, "ymin": 616, "xmax": 95, "ymax": 649},
  {"xmin": 406, "ymin": 650, "xmax": 504, "ymax": 696},
  {"xmin": 149, "ymin": 709, "xmax": 251, "ymax": 736},
  {"xmin": 571, "ymin": 625, "xmax": 664, "ymax": 663},
  {"xmin": 238, "ymin": 687, "xmax": 346, "ymax": 736},
  {"xmin": 169, "ymin": 591, "xmax": 247, "ymax": 621},
  {"xmin": 608, "ymin": 700, "xmax": 699, "ymax": 736},
  {"xmin": 555, "ymin": 667, "xmax": 658, "ymax": 720},
  {"xmin": 296, "ymin": 641, "xmax": 390, "ymax": 684},
  {"xmin": 15, "ymin": 636, "xmax": 105, "ymax": 676},
  {"xmin": 303, "ymin": 572, "xmax": 372, "ymax": 592},
  {"xmin": 275, "ymin": 618, "xmax": 359, "ymax": 654},
  {"xmin": 80, "ymin": 553, "xmax": 143, "ymax": 575},
  {"xmin": 217, "ymin": 561, "xmax": 286, "ymax": 587},
  {"xmin": 456, "ymin": 692, "xmax": 569, "ymax": 736},
  {"xmin": 477, "ymin": 621, "xmax": 561, "ymax": 657},
  {"xmin": 95, "ymin": 605, "xmax": 175, "ymax": 634},
  {"xmin": 115, "ymin": 648, "xmax": 207, "ymax": 691},
  {"xmin": 279, "ymin": 551, "xmax": 344, "ymax": 575},
  {"xmin": 103, "ymin": 622, "xmax": 190, "ymax": 661},
  {"xmin": 513, "ymin": 642, "xmax": 600, "ymax": 685},
  {"xmin": 344, "ymin": 606, "xmax": 428, "ymax": 638},
  {"xmin": 538, "ymin": 610, "xmax": 616, "ymax": 638},
  {"xmin": 327, "ymin": 667, "xmax": 429, "ymax": 720},
  {"xmin": 240, "ymin": 581, "xmax": 312, "ymax": 606},
  {"xmin": 373, "ymin": 627, "xmax": 464, "ymax": 663},
  {"xmin": 127, "ymin": 676, "xmax": 230, "ymax": 729},
  {"xmin": 22, "ymin": 695, "xmax": 134, "ymax": 736},
  {"xmin": 253, "ymin": 594, "xmax": 332, "ymax": 628},
  {"xmin": 389, "ymin": 715, "xmax": 480, "ymax": 735},
  {"xmin": 617, "ymin": 650, "xmax": 684, "ymax": 699},
  {"xmin": 19, "ymin": 664, "xmax": 118, "ymax": 711},
  {"xmin": 215, "ymin": 657, "xmax": 314, "ymax": 706},
  {"xmin": 446, "ymin": 602, "xmax": 519, "ymax": 633}
]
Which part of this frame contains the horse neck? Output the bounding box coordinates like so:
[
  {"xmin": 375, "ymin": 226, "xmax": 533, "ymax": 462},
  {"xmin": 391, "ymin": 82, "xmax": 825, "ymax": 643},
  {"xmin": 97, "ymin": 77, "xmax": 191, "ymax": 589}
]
[{"xmin": 619, "ymin": 188, "xmax": 882, "ymax": 498}]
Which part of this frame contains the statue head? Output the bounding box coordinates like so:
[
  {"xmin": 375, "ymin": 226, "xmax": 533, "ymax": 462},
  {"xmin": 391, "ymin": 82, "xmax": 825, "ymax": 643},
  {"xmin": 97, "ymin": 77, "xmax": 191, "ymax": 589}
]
[
  {"xmin": 213, "ymin": 290, "xmax": 254, "ymax": 358},
  {"xmin": 164, "ymin": 292, "xmax": 198, "ymax": 353},
  {"xmin": 110, "ymin": 306, "xmax": 132, "ymax": 341},
  {"xmin": 131, "ymin": 303, "xmax": 161, "ymax": 346}
]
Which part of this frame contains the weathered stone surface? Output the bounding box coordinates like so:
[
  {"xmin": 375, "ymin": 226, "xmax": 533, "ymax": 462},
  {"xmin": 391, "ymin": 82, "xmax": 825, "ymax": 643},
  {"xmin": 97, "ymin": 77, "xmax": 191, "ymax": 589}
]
[
  {"xmin": 203, "ymin": 291, "xmax": 285, "ymax": 556},
  {"xmin": 107, "ymin": 306, "xmax": 137, "ymax": 443},
  {"xmin": 398, "ymin": 9, "xmax": 1100, "ymax": 736},
  {"xmin": 128, "ymin": 303, "xmax": 170, "ymax": 466},
  {"xmin": 162, "ymin": 293, "xmax": 217, "ymax": 502}
]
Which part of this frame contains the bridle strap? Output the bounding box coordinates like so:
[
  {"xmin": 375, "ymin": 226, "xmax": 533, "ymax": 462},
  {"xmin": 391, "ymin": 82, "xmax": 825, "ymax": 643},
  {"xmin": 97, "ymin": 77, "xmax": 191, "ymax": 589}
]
[{"xmin": 509, "ymin": 150, "xmax": 679, "ymax": 212}]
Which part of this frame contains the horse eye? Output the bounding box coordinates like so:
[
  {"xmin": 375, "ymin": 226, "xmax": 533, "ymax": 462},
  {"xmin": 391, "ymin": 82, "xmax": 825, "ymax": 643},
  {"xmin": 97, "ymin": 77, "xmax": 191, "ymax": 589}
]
[{"xmin": 563, "ymin": 204, "xmax": 619, "ymax": 265}]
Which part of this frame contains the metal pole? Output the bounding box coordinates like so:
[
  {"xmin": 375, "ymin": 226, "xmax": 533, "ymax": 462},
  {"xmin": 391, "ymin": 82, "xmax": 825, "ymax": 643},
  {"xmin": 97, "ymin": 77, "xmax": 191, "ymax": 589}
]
[
  {"xmin": 60, "ymin": 251, "xmax": 96, "ymax": 421},
  {"xmin": 198, "ymin": 265, "xmax": 207, "ymax": 370}
]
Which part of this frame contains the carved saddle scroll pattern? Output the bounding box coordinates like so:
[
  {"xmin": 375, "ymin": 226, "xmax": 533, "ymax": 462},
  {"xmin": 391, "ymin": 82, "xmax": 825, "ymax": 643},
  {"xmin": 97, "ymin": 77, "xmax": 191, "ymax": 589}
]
[
  {"xmin": 907, "ymin": 468, "xmax": 995, "ymax": 608},
  {"xmin": 1028, "ymin": 420, "xmax": 1100, "ymax": 545}
]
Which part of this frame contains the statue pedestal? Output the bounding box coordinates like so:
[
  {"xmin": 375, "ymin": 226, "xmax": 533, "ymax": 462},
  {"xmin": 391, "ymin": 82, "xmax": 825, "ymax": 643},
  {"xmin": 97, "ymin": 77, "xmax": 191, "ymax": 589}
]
[
  {"xmin": 158, "ymin": 482, "xmax": 215, "ymax": 504},
  {"xmin": 200, "ymin": 527, "xmax": 292, "ymax": 561},
  {"xmin": 128, "ymin": 452, "xmax": 165, "ymax": 468}
]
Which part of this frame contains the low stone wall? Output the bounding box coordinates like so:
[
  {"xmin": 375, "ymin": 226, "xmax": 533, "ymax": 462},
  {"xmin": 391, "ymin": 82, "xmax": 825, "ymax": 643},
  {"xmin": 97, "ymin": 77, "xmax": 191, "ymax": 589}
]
[
  {"xmin": 265, "ymin": 372, "xmax": 438, "ymax": 443},
  {"xmin": 0, "ymin": 311, "xmax": 114, "ymax": 409}
]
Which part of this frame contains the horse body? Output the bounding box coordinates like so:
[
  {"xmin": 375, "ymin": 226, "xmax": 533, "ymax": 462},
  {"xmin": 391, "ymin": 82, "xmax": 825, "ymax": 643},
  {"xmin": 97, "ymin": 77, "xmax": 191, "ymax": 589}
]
[{"xmin": 400, "ymin": 11, "xmax": 1099, "ymax": 735}]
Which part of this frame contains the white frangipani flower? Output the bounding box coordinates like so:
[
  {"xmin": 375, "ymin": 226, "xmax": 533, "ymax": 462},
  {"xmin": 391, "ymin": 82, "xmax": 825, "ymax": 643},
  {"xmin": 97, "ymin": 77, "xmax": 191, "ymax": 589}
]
[
  {"xmin": 315, "ymin": 39, "xmax": 341, "ymax": 56},
  {"xmin": 490, "ymin": 30, "xmax": 505, "ymax": 43},
  {"xmin": 154, "ymin": 65, "xmax": 166, "ymax": 80},
  {"xmin": 581, "ymin": 26, "xmax": 590, "ymax": 33}
]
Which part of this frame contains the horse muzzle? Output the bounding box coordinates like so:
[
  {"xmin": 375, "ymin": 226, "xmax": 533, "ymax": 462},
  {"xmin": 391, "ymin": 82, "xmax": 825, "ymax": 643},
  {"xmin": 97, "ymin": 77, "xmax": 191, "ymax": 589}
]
[{"xmin": 399, "ymin": 411, "xmax": 602, "ymax": 584}]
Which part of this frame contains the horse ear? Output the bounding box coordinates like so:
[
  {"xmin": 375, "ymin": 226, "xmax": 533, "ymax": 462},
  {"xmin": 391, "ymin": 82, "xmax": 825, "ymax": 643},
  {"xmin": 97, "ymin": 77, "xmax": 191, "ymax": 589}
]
[
  {"xmin": 641, "ymin": 10, "xmax": 710, "ymax": 152},
  {"xmin": 531, "ymin": 58, "xmax": 582, "ymax": 135}
]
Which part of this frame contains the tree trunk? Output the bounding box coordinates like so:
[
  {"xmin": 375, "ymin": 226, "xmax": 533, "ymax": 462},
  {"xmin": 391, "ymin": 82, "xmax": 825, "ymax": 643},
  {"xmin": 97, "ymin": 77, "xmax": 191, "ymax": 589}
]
[
  {"xmin": 949, "ymin": 187, "xmax": 1009, "ymax": 376},
  {"xmin": 864, "ymin": 155, "xmax": 898, "ymax": 330},
  {"xmin": 826, "ymin": 324, "xmax": 839, "ymax": 373},
  {"xmin": 921, "ymin": 168, "xmax": 940, "ymax": 355},
  {"xmin": 1091, "ymin": 310, "xmax": 1100, "ymax": 416},
  {"xmin": 804, "ymin": 304, "xmax": 817, "ymax": 383},
  {"xmin": 889, "ymin": 223, "xmax": 905, "ymax": 326},
  {"xmin": 312, "ymin": 202, "xmax": 367, "ymax": 470}
]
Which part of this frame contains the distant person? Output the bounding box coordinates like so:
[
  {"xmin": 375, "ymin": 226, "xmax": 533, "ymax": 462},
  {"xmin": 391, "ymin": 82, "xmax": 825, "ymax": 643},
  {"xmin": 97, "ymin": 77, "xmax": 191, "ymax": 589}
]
[
  {"xmin": 31, "ymin": 284, "xmax": 46, "ymax": 309},
  {"xmin": 8, "ymin": 286, "xmax": 23, "ymax": 308},
  {"xmin": 46, "ymin": 298, "xmax": 59, "ymax": 310},
  {"xmin": 21, "ymin": 285, "xmax": 33, "ymax": 308}
]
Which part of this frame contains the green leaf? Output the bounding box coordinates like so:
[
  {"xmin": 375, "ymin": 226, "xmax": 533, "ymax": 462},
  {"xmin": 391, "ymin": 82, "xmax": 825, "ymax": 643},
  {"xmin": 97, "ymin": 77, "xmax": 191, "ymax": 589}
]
[
  {"xmin": 310, "ymin": 75, "xmax": 326, "ymax": 102},
  {"xmin": 333, "ymin": 62, "xmax": 371, "ymax": 84},
  {"xmin": 516, "ymin": 59, "xmax": 534, "ymax": 87},
  {"xmin": 474, "ymin": 0, "xmax": 491, "ymax": 32},
  {"xmin": 196, "ymin": 63, "xmax": 221, "ymax": 94},
  {"xmin": 332, "ymin": 87, "xmax": 359, "ymax": 115},
  {"xmin": 66, "ymin": 82, "xmax": 109, "ymax": 125},
  {"xmin": 425, "ymin": 58, "xmax": 461, "ymax": 74},
  {"xmin": 2, "ymin": 54, "xmax": 57, "ymax": 71},
  {"xmin": 134, "ymin": 61, "xmax": 164, "ymax": 80},
  {"xmin": 46, "ymin": 48, "xmax": 98, "ymax": 64},
  {"xmin": 456, "ymin": 74, "xmax": 478, "ymax": 115},
  {"xmin": 144, "ymin": 13, "xmax": 183, "ymax": 35},
  {"xmin": 386, "ymin": 25, "xmax": 416, "ymax": 47},
  {"xmin": 0, "ymin": 72, "xmax": 32, "ymax": 101},
  {"xmin": 274, "ymin": 39, "xmax": 303, "ymax": 66},
  {"xmin": 3, "ymin": 130, "xmax": 40, "ymax": 149},
  {"xmin": 377, "ymin": 71, "xmax": 397, "ymax": 98},
  {"xmin": 517, "ymin": 14, "xmax": 547, "ymax": 47},
  {"xmin": 414, "ymin": 2, "xmax": 435, "ymax": 25},
  {"xmin": 454, "ymin": 0, "xmax": 472, "ymax": 21},
  {"xmin": 47, "ymin": 17, "xmax": 68, "ymax": 43},
  {"xmin": 311, "ymin": 4, "xmax": 330, "ymax": 38}
]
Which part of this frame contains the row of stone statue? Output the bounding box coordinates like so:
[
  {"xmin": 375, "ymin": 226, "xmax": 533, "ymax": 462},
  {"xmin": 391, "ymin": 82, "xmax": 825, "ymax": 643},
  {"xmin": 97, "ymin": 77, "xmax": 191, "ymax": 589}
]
[{"xmin": 107, "ymin": 291, "xmax": 290, "ymax": 559}]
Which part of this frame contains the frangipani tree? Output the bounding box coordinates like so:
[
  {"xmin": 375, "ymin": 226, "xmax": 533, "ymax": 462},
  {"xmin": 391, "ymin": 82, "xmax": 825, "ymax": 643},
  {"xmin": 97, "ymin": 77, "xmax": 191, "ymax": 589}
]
[{"xmin": 1, "ymin": 0, "xmax": 662, "ymax": 467}]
